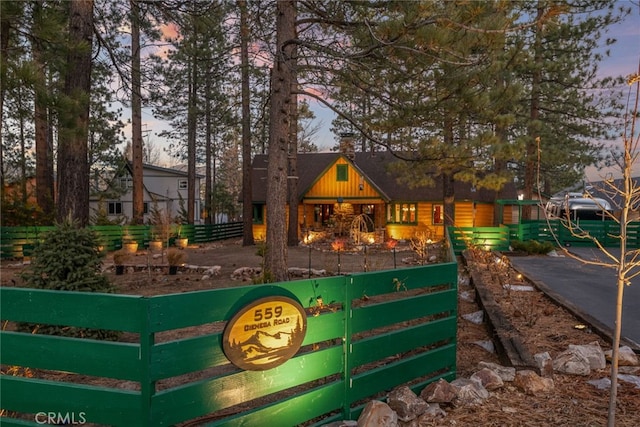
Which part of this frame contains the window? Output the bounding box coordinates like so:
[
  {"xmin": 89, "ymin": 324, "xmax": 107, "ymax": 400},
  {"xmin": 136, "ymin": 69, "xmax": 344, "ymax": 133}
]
[
  {"xmin": 386, "ymin": 203, "xmax": 417, "ymax": 224},
  {"xmin": 433, "ymin": 204, "xmax": 444, "ymax": 225},
  {"xmin": 119, "ymin": 177, "xmax": 132, "ymax": 189},
  {"xmin": 336, "ymin": 164, "xmax": 348, "ymax": 182},
  {"xmin": 143, "ymin": 203, "xmax": 149, "ymax": 214},
  {"xmin": 178, "ymin": 179, "xmax": 188, "ymax": 190},
  {"xmin": 253, "ymin": 204, "xmax": 265, "ymax": 224},
  {"xmin": 108, "ymin": 202, "xmax": 122, "ymax": 215}
]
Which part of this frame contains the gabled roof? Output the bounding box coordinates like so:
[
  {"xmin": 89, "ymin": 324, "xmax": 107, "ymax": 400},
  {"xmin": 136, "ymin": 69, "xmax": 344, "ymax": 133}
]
[
  {"xmin": 251, "ymin": 151, "xmax": 516, "ymax": 203},
  {"xmin": 125, "ymin": 162, "xmax": 204, "ymax": 179}
]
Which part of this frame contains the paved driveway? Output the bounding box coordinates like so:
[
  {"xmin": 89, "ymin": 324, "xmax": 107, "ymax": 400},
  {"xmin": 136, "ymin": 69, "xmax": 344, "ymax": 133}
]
[{"xmin": 508, "ymin": 247, "xmax": 640, "ymax": 349}]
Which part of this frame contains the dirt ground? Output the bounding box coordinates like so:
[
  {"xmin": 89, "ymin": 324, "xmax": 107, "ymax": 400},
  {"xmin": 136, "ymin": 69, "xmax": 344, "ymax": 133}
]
[
  {"xmin": 2, "ymin": 239, "xmax": 640, "ymax": 426},
  {"xmin": 2, "ymin": 238, "xmax": 415, "ymax": 294}
]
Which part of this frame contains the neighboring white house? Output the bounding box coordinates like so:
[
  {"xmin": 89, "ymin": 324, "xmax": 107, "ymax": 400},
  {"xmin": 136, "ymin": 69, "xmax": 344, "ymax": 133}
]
[{"xmin": 90, "ymin": 163, "xmax": 203, "ymax": 224}]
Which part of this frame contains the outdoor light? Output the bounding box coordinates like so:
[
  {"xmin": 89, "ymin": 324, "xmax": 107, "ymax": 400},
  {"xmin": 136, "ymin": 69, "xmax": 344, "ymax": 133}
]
[
  {"xmin": 386, "ymin": 238, "xmax": 398, "ymax": 268},
  {"xmin": 331, "ymin": 239, "xmax": 345, "ymax": 274}
]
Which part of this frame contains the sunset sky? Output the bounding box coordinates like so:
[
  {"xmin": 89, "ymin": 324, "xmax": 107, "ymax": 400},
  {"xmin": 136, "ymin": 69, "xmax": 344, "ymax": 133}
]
[{"xmin": 136, "ymin": 3, "xmax": 639, "ymax": 176}]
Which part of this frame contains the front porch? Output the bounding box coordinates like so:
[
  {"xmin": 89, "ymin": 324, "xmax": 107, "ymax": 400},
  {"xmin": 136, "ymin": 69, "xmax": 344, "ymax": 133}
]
[{"xmin": 300, "ymin": 200, "xmax": 386, "ymax": 245}]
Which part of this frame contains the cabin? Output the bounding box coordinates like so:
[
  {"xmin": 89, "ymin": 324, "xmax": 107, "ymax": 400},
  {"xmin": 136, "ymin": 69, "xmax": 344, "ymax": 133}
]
[
  {"xmin": 90, "ymin": 163, "xmax": 203, "ymax": 224},
  {"xmin": 250, "ymin": 151, "xmax": 517, "ymax": 242}
]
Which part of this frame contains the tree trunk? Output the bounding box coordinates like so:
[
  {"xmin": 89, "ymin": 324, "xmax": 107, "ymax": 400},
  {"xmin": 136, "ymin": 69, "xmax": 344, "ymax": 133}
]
[
  {"xmin": 239, "ymin": 0, "xmax": 254, "ymax": 246},
  {"xmin": 57, "ymin": 0, "xmax": 93, "ymax": 226},
  {"xmin": 205, "ymin": 75, "xmax": 213, "ymax": 225},
  {"xmin": 130, "ymin": 0, "xmax": 144, "ymax": 225},
  {"xmin": 186, "ymin": 15, "xmax": 197, "ymax": 224},
  {"xmin": 266, "ymin": 0, "xmax": 296, "ymax": 281},
  {"xmin": 0, "ymin": 2, "xmax": 19, "ymax": 201},
  {"xmin": 523, "ymin": 3, "xmax": 544, "ymax": 220},
  {"xmin": 287, "ymin": 80, "xmax": 299, "ymax": 247},
  {"xmin": 32, "ymin": 0, "xmax": 54, "ymax": 219},
  {"xmin": 442, "ymin": 117, "xmax": 455, "ymax": 227},
  {"xmin": 442, "ymin": 173, "xmax": 455, "ymax": 227}
]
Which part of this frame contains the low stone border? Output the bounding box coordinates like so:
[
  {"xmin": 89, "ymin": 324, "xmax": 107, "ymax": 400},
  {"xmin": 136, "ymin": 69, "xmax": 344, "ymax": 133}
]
[{"xmin": 462, "ymin": 250, "xmax": 536, "ymax": 369}]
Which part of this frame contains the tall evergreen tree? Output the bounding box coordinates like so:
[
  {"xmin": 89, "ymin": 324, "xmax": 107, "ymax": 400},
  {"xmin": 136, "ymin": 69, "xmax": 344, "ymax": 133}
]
[
  {"xmin": 130, "ymin": 0, "xmax": 144, "ymax": 224},
  {"xmin": 517, "ymin": 0, "xmax": 628, "ymax": 218},
  {"xmin": 31, "ymin": 0, "xmax": 64, "ymax": 219},
  {"xmin": 238, "ymin": 0, "xmax": 254, "ymax": 245},
  {"xmin": 265, "ymin": 0, "xmax": 296, "ymax": 281},
  {"xmin": 57, "ymin": 0, "xmax": 93, "ymax": 225}
]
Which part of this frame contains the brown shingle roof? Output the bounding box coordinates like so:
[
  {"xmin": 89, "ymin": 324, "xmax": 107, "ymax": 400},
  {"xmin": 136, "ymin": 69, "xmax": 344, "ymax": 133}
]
[{"xmin": 251, "ymin": 151, "xmax": 516, "ymax": 203}]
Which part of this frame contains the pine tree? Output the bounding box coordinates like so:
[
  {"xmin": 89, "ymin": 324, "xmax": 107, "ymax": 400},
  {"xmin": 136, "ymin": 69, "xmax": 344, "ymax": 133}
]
[
  {"xmin": 516, "ymin": 0, "xmax": 629, "ymax": 217},
  {"xmin": 19, "ymin": 219, "xmax": 118, "ymax": 340},
  {"xmin": 57, "ymin": 0, "xmax": 94, "ymax": 225}
]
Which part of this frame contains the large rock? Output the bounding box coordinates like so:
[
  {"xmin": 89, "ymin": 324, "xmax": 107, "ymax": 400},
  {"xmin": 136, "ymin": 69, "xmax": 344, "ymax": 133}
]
[
  {"xmin": 387, "ymin": 386, "xmax": 428, "ymax": 422},
  {"xmin": 451, "ymin": 378, "xmax": 490, "ymax": 404},
  {"xmin": 477, "ymin": 361, "xmax": 516, "ymax": 382},
  {"xmin": 419, "ymin": 379, "xmax": 457, "ymax": 404},
  {"xmin": 471, "ymin": 368, "xmax": 504, "ymax": 390},
  {"xmin": 401, "ymin": 404, "xmax": 447, "ymax": 426},
  {"xmin": 553, "ymin": 348, "xmax": 591, "ymax": 376},
  {"xmin": 322, "ymin": 422, "xmax": 357, "ymax": 427},
  {"xmin": 569, "ymin": 342, "xmax": 606, "ymax": 370},
  {"xmin": 513, "ymin": 370, "xmax": 554, "ymax": 396},
  {"xmin": 534, "ymin": 351, "xmax": 554, "ymax": 377},
  {"xmin": 357, "ymin": 400, "xmax": 398, "ymax": 427},
  {"xmin": 462, "ymin": 310, "xmax": 484, "ymax": 325},
  {"xmin": 605, "ymin": 346, "xmax": 639, "ymax": 366}
]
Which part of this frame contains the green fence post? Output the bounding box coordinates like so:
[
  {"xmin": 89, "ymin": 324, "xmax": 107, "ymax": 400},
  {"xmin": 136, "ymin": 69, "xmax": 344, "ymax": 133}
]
[
  {"xmin": 140, "ymin": 297, "xmax": 154, "ymax": 426},
  {"xmin": 342, "ymin": 275, "xmax": 354, "ymax": 420}
]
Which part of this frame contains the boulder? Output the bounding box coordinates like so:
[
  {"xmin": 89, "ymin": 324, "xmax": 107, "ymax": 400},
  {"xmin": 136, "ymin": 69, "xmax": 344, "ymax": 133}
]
[
  {"xmin": 387, "ymin": 386, "xmax": 428, "ymax": 422},
  {"xmin": 471, "ymin": 368, "xmax": 504, "ymax": 390},
  {"xmin": 477, "ymin": 362, "xmax": 516, "ymax": 382},
  {"xmin": 513, "ymin": 370, "xmax": 554, "ymax": 396},
  {"xmin": 462, "ymin": 310, "xmax": 484, "ymax": 325},
  {"xmin": 404, "ymin": 404, "xmax": 446, "ymax": 426},
  {"xmin": 451, "ymin": 378, "xmax": 490, "ymax": 404},
  {"xmin": 605, "ymin": 346, "xmax": 639, "ymax": 366},
  {"xmin": 569, "ymin": 342, "xmax": 606, "ymax": 370},
  {"xmin": 204, "ymin": 265, "xmax": 221, "ymax": 276},
  {"xmin": 534, "ymin": 351, "xmax": 554, "ymax": 377},
  {"xmin": 322, "ymin": 422, "xmax": 357, "ymax": 427},
  {"xmin": 553, "ymin": 348, "xmax": 591, "ymax": 376},
  {"xmin": 419, "ymin": 379, "xmax": 457, "ymax": 404},
  {"xmin": 357, "ymin": 400, "xmax": 398, "ymax": 427}
]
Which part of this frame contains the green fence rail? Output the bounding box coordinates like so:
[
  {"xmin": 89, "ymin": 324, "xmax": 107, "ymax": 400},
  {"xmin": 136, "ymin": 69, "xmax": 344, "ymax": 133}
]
[
  {"xmin": 0, "ymin": 223, "xmax": 244, "ymax": 259},
  {"xmin": 506, "ymin": 220, "xmax": 640, "ymax": 249},
  {"xmin": 0, "ymin": 261, "xmax": 457, "ymax": 426},
  {"xmin": 448, "ymin": 226, "xmax": 510, "ymax": 255},
  {"xmin": 450, "ymin": 220, "xmax": 640, "ymax": 254}
]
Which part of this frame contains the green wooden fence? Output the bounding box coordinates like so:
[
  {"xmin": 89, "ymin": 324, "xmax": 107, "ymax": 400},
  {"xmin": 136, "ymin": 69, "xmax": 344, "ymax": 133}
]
[
  {"xmin": 449, "ymin": 221, "xmax": 640, "ymax": 254},
  {"xmin": 448, "ymin": 226, "xmax": 510, "ymax": 255},
  {"xmin": 506, "ymin": 220, "xmax": 640, "ymax": 249},
  {"xmin": 0, "ymin": 223, "xmax": 243, "ymax": 259},
  {"xmin": 0, "ymin": 261, "xmax": 457, "ymax": 425}
]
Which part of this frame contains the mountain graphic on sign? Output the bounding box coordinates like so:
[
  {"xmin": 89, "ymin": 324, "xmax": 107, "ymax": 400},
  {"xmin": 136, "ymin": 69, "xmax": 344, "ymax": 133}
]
[
  {"xmin": 225, "ymin": 317, "xmax": 306, "ymax": 368},
  {"xmin": 243, "ymin": 330, "xmax": 292, "ymax": 352}
]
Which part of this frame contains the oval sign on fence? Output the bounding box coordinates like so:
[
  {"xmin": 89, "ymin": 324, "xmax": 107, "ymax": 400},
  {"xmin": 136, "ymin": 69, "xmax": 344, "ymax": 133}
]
[{"xmin": 222, "ymin": 296, "xmax": 307, "ymax": 371}]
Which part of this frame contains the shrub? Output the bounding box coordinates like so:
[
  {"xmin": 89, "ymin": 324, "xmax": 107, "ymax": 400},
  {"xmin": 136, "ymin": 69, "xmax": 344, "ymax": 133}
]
[
  {"xmin": 167, "ymin": 248, "xmax": 187, "ymax": 266},
  {"xmin": 510, "ymin": 240, "xmax": 556, "ymax": 255},
  {"xmin": 18, "ymin": 219, "xmax": 118, "ymax": 340}
]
